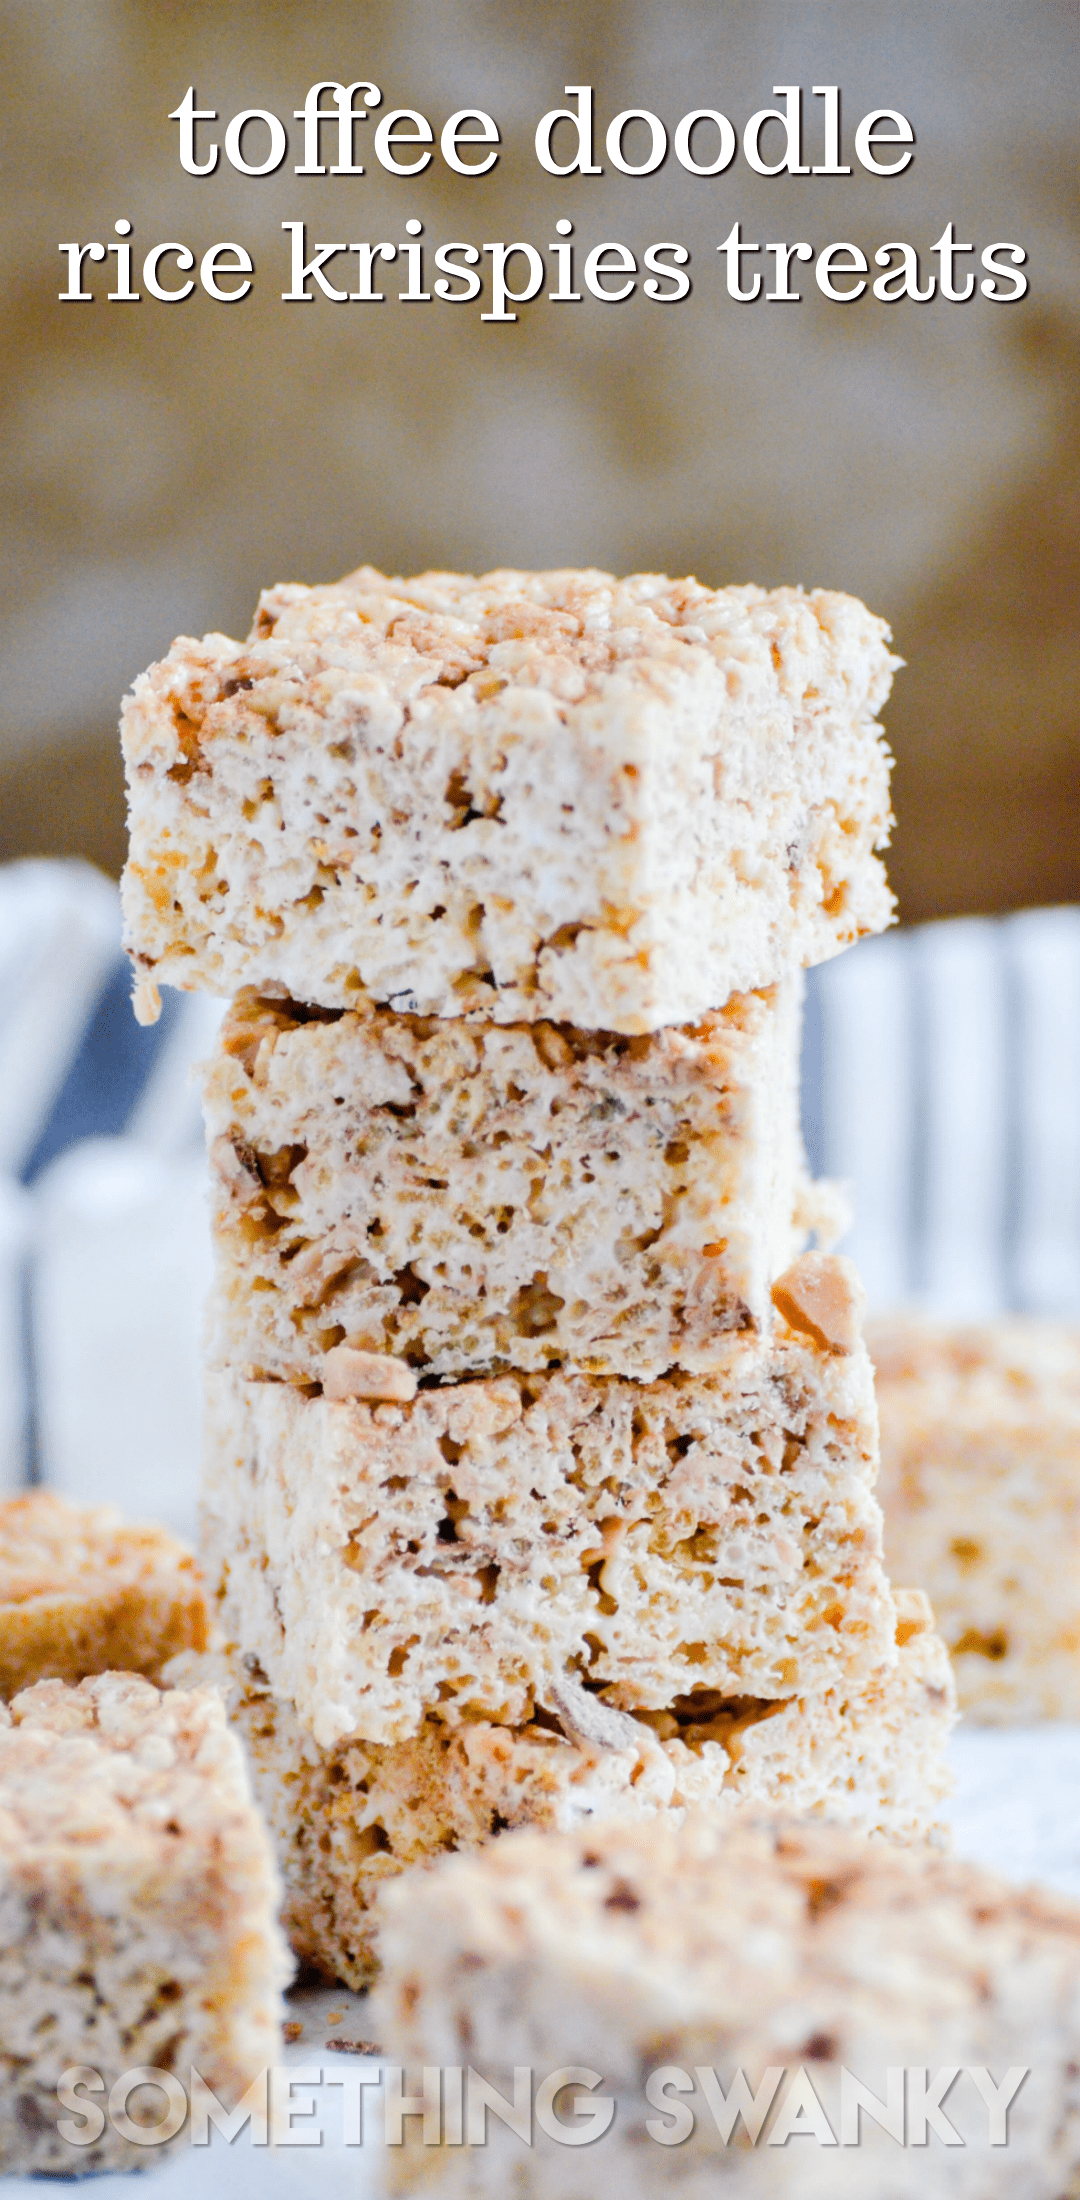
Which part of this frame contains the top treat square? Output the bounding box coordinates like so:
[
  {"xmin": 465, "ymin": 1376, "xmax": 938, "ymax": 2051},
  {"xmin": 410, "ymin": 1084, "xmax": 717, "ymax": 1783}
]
[{"xmin": 121, "ymin": 566, "xmax": 897, "ymax": 1031}]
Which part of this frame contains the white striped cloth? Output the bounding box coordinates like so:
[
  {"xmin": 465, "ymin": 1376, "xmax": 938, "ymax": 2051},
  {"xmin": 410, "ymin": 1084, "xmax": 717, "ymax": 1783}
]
[
  {"xmin": 803, "ymin": 909, "xmax": 1080, "ymax": 1319},
  {"xmin": 2, "ymin": 859, "xmax": 1080, "ymax": 1536}
]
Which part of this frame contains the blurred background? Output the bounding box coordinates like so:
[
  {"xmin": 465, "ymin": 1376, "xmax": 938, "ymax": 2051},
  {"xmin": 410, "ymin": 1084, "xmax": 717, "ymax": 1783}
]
[
  {"xmin": 2, "ymin": 0, "xmax": 1077, "ymax": 915},
  {"xmin": 0, "ymin": 1, "xmax": 1078, "ymax": 1514}
]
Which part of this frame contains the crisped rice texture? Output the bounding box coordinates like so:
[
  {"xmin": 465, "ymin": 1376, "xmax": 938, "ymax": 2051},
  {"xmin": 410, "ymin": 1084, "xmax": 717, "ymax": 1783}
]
[
  {"xmin": 371, "ymin": 1794, "xmax": 1075, "ymax": 2199},
  {"xmin": 0, "ymin": 1672, "xmax": 289, "ymax": 2173},
  {"xmin": 0, "ymin": 1489, "xmax": 207, "ymax": 1701},
  {"xmin": 170, "ymin": 1594, "xmax": 952, "ymax": 1991},
  {"xmin": 121, "ymin": 566, "xmax": 896, "ymax": 1032},
  {"xmin": 204, "ymin": 978, "xmax": 808, "ymax": 1384},
  {"xmin": 202, "ymin": 1319, "xmax": 896, "ymax": 1748}
]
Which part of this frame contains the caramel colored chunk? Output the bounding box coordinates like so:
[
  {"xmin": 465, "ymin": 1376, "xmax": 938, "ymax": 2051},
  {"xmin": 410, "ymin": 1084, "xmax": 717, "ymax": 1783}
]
[
  {"xmin": 322, "ymin": 1346, "xmax": 418, "ymax": 1404},
  {"xmin": 772, "ymin": 1252, "xmax": 865, "ymax": 1355}
]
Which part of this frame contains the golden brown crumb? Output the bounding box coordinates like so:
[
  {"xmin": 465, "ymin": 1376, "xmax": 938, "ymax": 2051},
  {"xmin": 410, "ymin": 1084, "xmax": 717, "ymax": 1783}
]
[{"xmin": 772, "ymin": 1252, "xmax": 866, "ymax": 1355}]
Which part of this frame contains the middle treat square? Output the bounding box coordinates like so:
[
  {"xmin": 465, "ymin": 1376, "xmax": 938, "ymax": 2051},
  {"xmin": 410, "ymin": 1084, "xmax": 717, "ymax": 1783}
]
[
  {"xmin": 201, "ymin": 1317, "xmax": 896, "ymax": 1749},
  {"xmin": 204, "ymin": 978, "xmax": 807, "ymax": 1387}
]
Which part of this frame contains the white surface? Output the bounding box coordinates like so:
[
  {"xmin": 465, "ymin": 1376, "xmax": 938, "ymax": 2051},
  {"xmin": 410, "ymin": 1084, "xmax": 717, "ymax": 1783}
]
[
  {"xmin": 0, "ymin": 1179, "xmax": 30, "ymax": 1495},
  {"xmin": 128, "ymin": 993, "xmax": 227, "ymax": 1158},
  {"xmin": 0, "ymin": 861, "xmax": 119, "ymax": 1179},
  {"xmin": 33, "ymin": 1138, "xmax": 211, "ymax": 1542},
  {"xmin": 817, "ymin": 930, "xmax": 915, "ymax": 1309},
  {"xmin": 916, "ymin": 919, "xmax": 1011, "ymax": 1317},
  {"xmin": 949, "ymin": 1718, "xmax": 1080, "ymax": 1900},
  {"xmin": 1009, "ymin": 907, "xmax": 1080, "ymax": 1314}
]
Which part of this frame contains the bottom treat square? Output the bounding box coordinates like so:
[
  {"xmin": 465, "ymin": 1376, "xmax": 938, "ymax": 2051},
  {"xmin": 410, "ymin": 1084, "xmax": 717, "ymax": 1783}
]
[{"xmin": 169, "ymin": 1591, "xmax": 953, "ymax": 1990}]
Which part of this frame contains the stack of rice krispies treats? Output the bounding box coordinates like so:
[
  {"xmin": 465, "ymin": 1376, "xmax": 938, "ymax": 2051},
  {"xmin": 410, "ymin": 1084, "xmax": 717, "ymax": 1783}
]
[{"xmin": 123, "ymin": 564, "xmax": 954, "ymax": 1986}]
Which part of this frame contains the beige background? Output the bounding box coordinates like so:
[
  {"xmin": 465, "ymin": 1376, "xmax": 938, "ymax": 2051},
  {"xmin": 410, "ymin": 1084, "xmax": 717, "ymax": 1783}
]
[{"xmin": 1, "ymin": 0, "xmax": 1076, "ymax": 921}]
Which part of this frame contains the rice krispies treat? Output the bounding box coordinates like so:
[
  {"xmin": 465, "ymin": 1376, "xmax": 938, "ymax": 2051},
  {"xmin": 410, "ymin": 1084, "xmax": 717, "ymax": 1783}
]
[
  {"xmin": 0, "ymin": 1490, "xmax": 207, "ymax": 1700},
  {"xmin": 372, "ymin": 1808, "xmax": 1079, "ymax": 2200},
  {"xmin": 872, "ymin": 1315, "xmax": 1080, "ymax": 1721},
  {"xmin": 202, "ymin": 1293, "xmax": 895, "ymax": 1749},
  {"xmin": 0, "ymin": 1670, "xmax": 290, "ymax": 2174},
  {"xmin": 205, "ymin": 977, "xmax": 808, "ymax": 1387},
  {"xmin": 170, "ymin": 1594, "xmax": 952, "ymax": 1989},
  {"xmin": 121, "ymin": 566, "xmax": 897, "ymax": 1033}
]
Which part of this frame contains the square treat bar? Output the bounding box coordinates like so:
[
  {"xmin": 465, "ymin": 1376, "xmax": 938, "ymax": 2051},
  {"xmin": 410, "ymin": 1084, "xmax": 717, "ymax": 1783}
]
[
  {"xmin": 0, "ymin": 1490, "xmax": 207, "ymax": 1700},
  {"xmin": 873, "ymin": 1315, "xmax": 1080, "ymax": 1720},
  {"xmin": 173, "ymin": 1593, "xmax": 952, "ymax": 1989},
  {"xmin": 121, "ymin": 567, "xmax": 897, "ymax": 1032},
  {"xmin": 0, "ymin": 1671, "xmax": 289, "ymax": 2174},
  {"xmin": 372, "ymin": 1803, "xmax": 1076, "ymax": 2200},
  {"xmin": 202, "ymin": 1265, "xmax": 895, "ymax": 1748},
  {"xmin": 204, "ymin": 977, "xmax": 809, "ymax": 1386}
]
